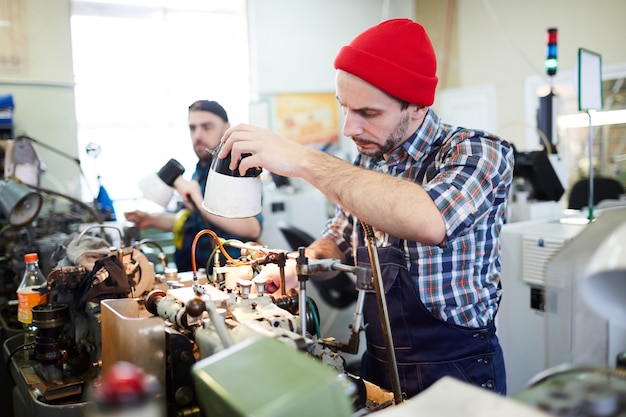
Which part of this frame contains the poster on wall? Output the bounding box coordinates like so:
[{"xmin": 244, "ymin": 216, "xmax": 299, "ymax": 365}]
[
  {"xmin": 0, "ymin": 0, "xmax": 27, "ymax": 76},
  {"xmin": 273, "ymin": 92, "xmax": 339, "ymax": 146}
]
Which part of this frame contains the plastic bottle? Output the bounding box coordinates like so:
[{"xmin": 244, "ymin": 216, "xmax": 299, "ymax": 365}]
[{"xmin": 17, "ymin": 252, "xmax": 49, "ymax": 350}]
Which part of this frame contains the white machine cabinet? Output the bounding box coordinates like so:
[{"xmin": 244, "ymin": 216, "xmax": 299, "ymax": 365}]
[{"xmin": 496, "ymin": 218, "xmax": 586, "ymax": 395}]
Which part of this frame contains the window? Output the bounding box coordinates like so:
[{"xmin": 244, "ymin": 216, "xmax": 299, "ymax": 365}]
[{"xmin": 70, "ymin": 0, "xmax": 250, "ymax": 214}]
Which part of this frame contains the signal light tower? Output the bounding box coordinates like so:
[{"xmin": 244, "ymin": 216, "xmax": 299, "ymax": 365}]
[
  {"xmin": 538, "ymin": 28, "xmax": 559, "ymax": 154},
  {"xmin": 545, "ymin": 28, "xmax": 558, "ymax": 76}
]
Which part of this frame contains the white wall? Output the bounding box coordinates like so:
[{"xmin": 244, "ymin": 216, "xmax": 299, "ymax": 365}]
[
  {"xmin": 249, "ymin": 0, "xmax": 415, "ymax": 96},
  {"xmin": 248, "ymin": 0, "xmax": 415, "ymax": 163},
  {"xmin": 0, "ymin": 0, "xmax": 80, "ymax": 197},
  {"xmin": 419, "ymin": 0, "xmax": 626, "ymax": 152},
  {"xmin": 3, "ymin": 0, "xmax": 415, "ymax": 202},
  {"xmin": 8, "ymin": 0, "xmax": 626, "ymax": 200}
]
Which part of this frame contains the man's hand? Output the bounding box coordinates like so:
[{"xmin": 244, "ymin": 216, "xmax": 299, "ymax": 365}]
[
  {"xmin": 219, "ymin": 123, "xmax": 311, "ymax": 178},
  {"xmin": 256, "ymin": 260, "xmax": 298, "ymax": 296},
  {"xmin": 172, "ymin": 177, "xmax": 203, "ymax": 211},
  {"xmin": 124, "ymin": 210, "xmax": 152, "ymax": 228},
  {"xmin": 124, "ymin": 210, "xmax": 176, "ymax": 232}
]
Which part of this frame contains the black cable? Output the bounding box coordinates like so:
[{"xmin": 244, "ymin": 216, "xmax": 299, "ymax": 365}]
[
  {"xmin": 5, "ymin": 341, "xmax": 34, "ymax": 376},
  {"xmin": 16, "ymin": 135, "xmax": 98, "ymax": 201}
]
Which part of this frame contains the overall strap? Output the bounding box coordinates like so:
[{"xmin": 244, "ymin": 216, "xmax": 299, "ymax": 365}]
[{"xmin": 415, "ymin": 144, "xmax": 440, "ymax": 183}]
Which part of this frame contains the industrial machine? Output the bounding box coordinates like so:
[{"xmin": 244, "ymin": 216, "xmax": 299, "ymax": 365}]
[
  {"xmin": 374, "ymin": 207, "xmax": 626, "ymax": 417},
  {"xmin": 3, "ymin": 224, "xmax": 397, "ymax": 417},
  {"xmin": 496, "ymin": 207, "xmax": 626, "ymax": 416},
  {"xmin": 3, "ymin": 135, "xmax": 625, "ymax": 417},
  {"xmin": 497, "ymin": 214, "xmax": 587, "ymax": 395},
  {"xmin": 0, "ymin": 137, "xmax": 398, "ymax": 417}
]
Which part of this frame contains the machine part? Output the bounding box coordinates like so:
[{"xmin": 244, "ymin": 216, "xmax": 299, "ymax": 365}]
[
  {"xmin": 31, "ymin": 303, "xmax": 71, "ymax": 377},
  {"xmin": 164, "ymin": 327, "xmax": 197, "ymax": 409},
  {"xmin": 196, "ymin": 282, "xmax": 322, "ymax": 359},
  {"xmin": 145, "ymin": 289, "xmax": 190, "ymax": 329},
  {"xmin": 515, "ymin": 365, "xmax": 626, "ymax": 416},
  {"xmin": 47, "ymin": 266, "xmax": 88, "ymax": 294},
  {"xmin": 6, "ymin": 301, "xmax": 92, "ymax": 405},
  {"xmin": 134, "ymin": 238, "xmax": 169, "ymax": 272},
  {"xmin": 319, "ymin": 286, "xmax": 364, "ymax": 356},
  {"xmin": 100, "ymin": 299, "xmax": 166, "ymax": 391},
  {"xmin": 145, "ymin": 287, "xmax": 235, "ymax": 354},
  {"xmin": 191, "ymin": 336, "xmax": 355, "ymax": 417},
  {"xmin": 342, "ymin": 373, "xmax": 368, "ymax": 412},
  {"xmin": 270, "ymin": 288, "xmax": 299, "ymax": 315},
  {"xmin": 184, "ymin": 297, "xmax": 205, "ymax": 319},
  {"xmin": 146, "ymin": 280, "xmax": 317, "ymax": 361},
  {"xmin": 117, "ymin": 247, "xmax": 155, "ymax": 297},
  {"xmin": 196, "ymin": 294, "xmax": 235, "ymax": 349},
  {"xmin": 0, "ymin": 178, "xmax": 43, "ymax": 227},
  {"xmin": 230, "ymin": 299, "xmax": 300, "ymax": 334},
  {"xmin": 296, "ymin": 247, "xmax": 308, "ymax": 338},
  {"xmin": 236, "ymin": 278, "xmax": 252, "ymax": 299},
  {"xmin": 271, "ymin": 249, "xmax": 369, "ymax": 356},
  {"xmin": 76, "ymin": 224, "xmax": 155, "ymax": 297},
  {"xmin": 307, "ymin": 340, "xmax": 347, "ymax": 372},
  {"xmin": 4, "ymin": 332, "xmax": 86, "ymax": 409},
  {"xmin": 252, "ymin": 275, "xmax": 266, "ymax": 294}
]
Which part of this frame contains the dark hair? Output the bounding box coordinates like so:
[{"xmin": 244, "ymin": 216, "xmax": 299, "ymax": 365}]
[
  {"xmin": 381, "ymin": 90, "xmax": 411, "ymax": 110},
  {"xmin": 188, "ymin": 100, "xmax": 229, "ymax": 122}
]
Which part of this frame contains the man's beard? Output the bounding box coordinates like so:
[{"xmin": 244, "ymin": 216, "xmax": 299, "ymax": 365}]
[
  {"xmin": 354, "ymin": 111, "xmax": 411, "ymax": 159},
  {"xmin": 198, "ymin": 151, "xmax": 214, "ymax": 167}
]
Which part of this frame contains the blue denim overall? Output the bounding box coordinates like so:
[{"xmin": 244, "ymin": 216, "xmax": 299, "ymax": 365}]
[{"xmin": 357, "ymin": 238, "xmax": 506, "ymax": 399}]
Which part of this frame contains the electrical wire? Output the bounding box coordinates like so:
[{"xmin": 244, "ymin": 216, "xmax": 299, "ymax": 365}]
[
  {"xmin": 206, "ymin": 239, "xmax": 244, "ymax": 268},
  {"xmin": 190, "ymin": 229, "xmax": 252, "ymax": 290},
  {"xmin": 5, "ymin": 341, "xmax": 33, "ymax": 376}
]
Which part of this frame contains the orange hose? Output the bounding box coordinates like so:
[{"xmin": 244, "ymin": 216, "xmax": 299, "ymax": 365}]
[{"xmin": 190, "ymin": 229, "xmax": 247, "ymax": 279}]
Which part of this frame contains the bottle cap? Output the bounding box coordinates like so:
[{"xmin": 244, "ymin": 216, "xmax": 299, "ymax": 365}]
[{"xmin": 24, "ymin": 253, "xmax": 38, "ymax": 263}]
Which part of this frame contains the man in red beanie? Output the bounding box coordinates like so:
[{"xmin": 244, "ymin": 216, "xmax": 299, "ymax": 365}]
[{"xmin": 218, "ymin": 18, "xmax": 512, "ymax": 399}]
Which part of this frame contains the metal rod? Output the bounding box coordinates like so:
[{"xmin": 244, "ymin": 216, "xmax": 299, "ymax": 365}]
[
  {"xmin": 297, "ymin": 247, "xmax": 308, "ymax": 338},
  {"xmin": 587, "ymin": 111, "xmax": 595, "ymax": 220},
  {"xmin": 361, "ymin": 222, "xmax": 403, "ymax": 404},
  {"xmin": 279, "ymin": 264, "xmax": 286, "ymax": 296},
  {"xmin": 351, "ymin": 289, "xmax": 366, "ymax": 337}
]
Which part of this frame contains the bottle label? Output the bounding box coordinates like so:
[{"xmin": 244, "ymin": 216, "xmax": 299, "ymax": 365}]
[{"xmin": 17, "ymin": 286, "xmax": 47, "ymax": 324}]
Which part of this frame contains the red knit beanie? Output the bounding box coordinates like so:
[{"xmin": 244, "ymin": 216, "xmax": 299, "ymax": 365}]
[{"xmin": 334, "ymin": 18, "xmax": 438, "ymax": 106}]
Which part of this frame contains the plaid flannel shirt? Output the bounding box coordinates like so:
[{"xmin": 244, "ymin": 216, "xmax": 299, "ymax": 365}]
[{"xmin": 321, "ymin": 108, "xmax": 514, "ymax": 328}]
